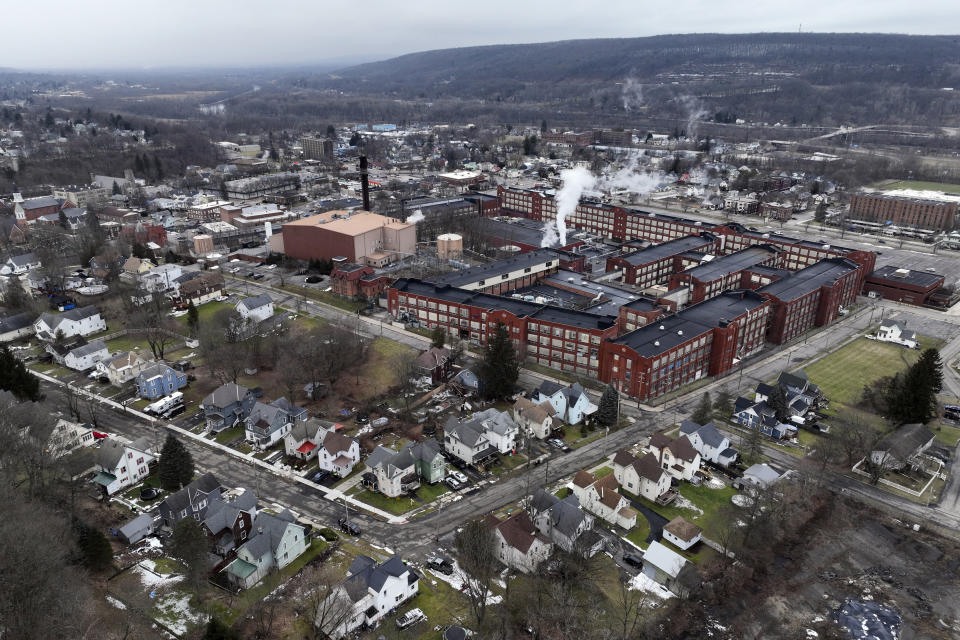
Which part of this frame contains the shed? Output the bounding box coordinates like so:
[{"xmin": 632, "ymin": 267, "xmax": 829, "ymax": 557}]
[{"xmin": 118, "ymin": 513, "xmax": 155, "ymax": 544}]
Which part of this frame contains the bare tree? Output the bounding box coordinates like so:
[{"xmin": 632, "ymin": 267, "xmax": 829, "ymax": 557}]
[
  {"xmin": 296, "ymin": 561, "xmax": 355, "ymax": 640},
  {"xmin": 832, "ymin": 412, "xmax": 876, "ymax": 468},
  {"xmin": 454, "ymin": 518, "xmax": 499, "ymax": 631},
  {"xmin": 129, "ymin": 290, "xmax": 183, "ymax": 360},
  {"xmin": 391, "ymin": 350, "xmax": 419, "ymax": 416},
  {"xmin": 608, "ymin": 570, "xmax": 652, "ymax": 640}
]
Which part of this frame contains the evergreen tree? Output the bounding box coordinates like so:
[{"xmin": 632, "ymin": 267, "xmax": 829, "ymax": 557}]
[
  {"xmin": 158, "ymin": 433, "xmax": 194, "ymax": 490},
  {"xmin": 596, "ymin": 384, "xmax": 619, "ymax": 427},
  {"xmin": 767, "ymin": 383, "xmax": 790, "ymax": 424},
  {"xmin": 691, "ymin": 391, "xmax": 713, "ymax": 425},
  {"xmin": 187, "ymin": 301, "xmax": 199, "ymax": 335},
  {"xmin": 74, "ymin": 520, "xmax": 113, "ymax": 572},
  {"xmin": 170, "ymin": 517, "xmax": 210, "ymax": 593},
  {"xmin": 326, "ymin": 124, "xmax": 336, "ymax": 139},
  {"xmin": 0, "ymin": 346, "xmax": 42, "ymax": 401},
  {"xmin": 111, "ymin": 180, "xmax": 121, "ymax": 195},
  {"xmin": 713, "ymin": 390, "xmax": 734, "ymax": 421},
  {"xmin": 134, "ymin": 154, "xmax": 145, "ymax": 174},
  {"xmin": 202, "ymin": 618, "xmax": 239, "ymax": 640},
  {"xmin": 478, "ymin": 323, "xmax": 519, "ymax": 400},
  {"xmin": 430, "ymin": 326, "xmax": 446, "ymax": 349},
  {"xmin": 153, "ymin": 155, "xmax": 163, "ymax": 180},
  {"xmin": 918, "ymin": 348, "xmax": 944, "ymax": 396},
  {"xmin": 887, "ymin": 348, "xmax": 943, "ymax": 425}
]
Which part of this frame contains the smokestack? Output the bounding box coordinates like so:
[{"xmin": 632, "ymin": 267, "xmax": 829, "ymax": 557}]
[{"xmin": 359, "ymin": 155, "xmax": 370, "ymax": 211}]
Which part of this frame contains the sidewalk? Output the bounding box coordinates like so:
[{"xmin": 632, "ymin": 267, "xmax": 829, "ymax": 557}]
[{"xmin": 30, "ymin": 369, "xmax": 404, "ymax": 524}]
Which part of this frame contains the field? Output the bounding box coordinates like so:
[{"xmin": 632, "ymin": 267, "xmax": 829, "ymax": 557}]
[
  {"xmin": 800, "ymin": 337, "xmax": 935, "ymax": 409},
  {"xmin": 881, "ymin": 180, "xmax": 960, "ymax": 194}
]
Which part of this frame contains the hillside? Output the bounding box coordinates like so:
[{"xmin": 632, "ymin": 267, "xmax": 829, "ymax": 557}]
[{"xmin": 319, "ymin": 33, "xmax": 960, "ymax": 126}]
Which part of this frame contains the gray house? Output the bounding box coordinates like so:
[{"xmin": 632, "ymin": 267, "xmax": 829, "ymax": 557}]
[
  {"xmin": 529, "ymin": 488, "xmax": 600, "ymax": 555},
  {"xmin": 243, "ymin": 400, "xmax": 293, "ymax": 450},
  {"xmin": 201, "ymin": 383, "xmax": 256, "ymax": 432},
  {"xmin": 117, "ymin": 513, "xmax": 155, "ymax": 544},
  {"xmin": 201, "ymin": 489, "xmax": 258, "ymax": 555},
  {"xmin": 870, "ymin": 423, "xmax": 936, "ymax": 471},
  {"xmin": 157, "ymin": 472, "xmax": 222, "ymax": 528},
  {"xmin": 0, "ymin": 311, "xmax": 36, "ymax": 342}
]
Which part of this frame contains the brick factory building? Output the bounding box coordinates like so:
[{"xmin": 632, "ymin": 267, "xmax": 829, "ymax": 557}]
[
  {"xmin": 667, "ymin": 245, "xmax": 782, "ymax": 305},
  {"xmin": 863, "ymin": 265, "xmax": 947, "ymax": 306},
  {"xmin": 849, "ymin": 191, "xmax": 959, "ymax": 231},
  {"xmin": 425, "ymin": 249, "xmax": 562, "ymax": 295},
  {"xmin": 605, "ymin": 234, "xmax": 716, "ymax": 288},
  {"xmin": 281, "ymin": 210, "xmax": 415, "ymax": 266}
]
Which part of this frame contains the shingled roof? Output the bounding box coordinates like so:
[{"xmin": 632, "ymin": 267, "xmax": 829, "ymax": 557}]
[{"xmin": 495, "ymin": 511, "xmax": 545, "ymax": 553}]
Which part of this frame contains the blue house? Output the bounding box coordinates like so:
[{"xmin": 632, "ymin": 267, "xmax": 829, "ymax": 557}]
[
  {"xmin": 733, "ymin": 397, "xmax": 797, "ymax": 440},
  {"xmin": 137, "ymin": 363, "xmax": 188, "ymax": 399}
]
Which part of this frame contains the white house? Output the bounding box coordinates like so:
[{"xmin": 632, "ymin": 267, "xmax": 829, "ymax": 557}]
[
  {"xmin": 236, "ymin": 294, "xmax": 274, "ymax": 323},
  {"xmin": 491, "ymin": 511, "xmax": 554, "ymax": 573},
  {"xmin": 365, "ymin": 445, "xmax": 420, "ymax": 497},
  {"xmin": 870, "ymin": 423, "xmax": 935, "ymax": 471},
  {"xmin": 678, "ymin": 420, "xmax": 739, "ymax": 467},
  {"xmin": 139, "ymin": 263, "xmax": 183, "ymax": 294},
  {"xmin": 661, "ymin": 516, "xmax": 702, "ymax": 551},
  {"xmin": 0, "ymin": 312, "xmax": 36, "ymax": 342},
  {"xmin": 443, "ymin": 415, "xmax": 499, "ymax": 466},
  {"xmin": 92, "ymin": 437, "xmax": 155, "ymax": 496},
  {"xmin": 244, "ymin": 401, "xmax": 293, "ymax": 450},
  {"xmin": 512, "ymin": 396, "xmax": 556, "ymax": 440},
  {"xmin": 642, "ymin": 540, "xmax": 691, "ymax": 596},
  {"xmin": 571, "ymin": 470, "xmax": 637, "ymax": 530},
  {"xmin": 470, "ymin": 408, "xmax": 519, "ymax": 454},
  {"xmin": 612, "ymin": 449, "xmax": 672, "ymax": 502},
  {"xmin": 34, "ymin": 306, "xmax": 106, "ymax": 341},
  {"xmin": 318, "ymin": 555, "xmax": 420, "ymax": 639},
  {"xmin": 46, "ymin": 418, "xmax": 95, "ymax": 457},
  {"xmin": 223, "ymin": 510, "xmax": 307, "ymax": 589},
  {"xmin": 648, "ymin": 433, "xmax": 701, "ymax": 482},
  {"xmin": 287, "ymin": 420, "xmax": 362, "ymax": 477},
  {"xmin": 533, "ymin": 381, "xmax": 597, "ymax": 425},
  {"xmin": 96, "ymin": 351, "xmax": 150, "ymax": 386},
  {"xmin": 1, "ymin": 252, "xmax": 41, "ymax": 275},
  {"xmin": 63, "ymin": 340, "xmax": 109, "ymax": 371},
  {"xmin": 734, "ymin": 463, "xmax": 782, "ymax": 491},
  {"xmin": 875, "ymin": 320, "xmax": 917, "ymax": 349}
]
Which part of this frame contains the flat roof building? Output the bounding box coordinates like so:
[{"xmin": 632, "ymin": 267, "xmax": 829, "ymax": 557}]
[{"xmin": 281, "ymin": 210, "xmax": 415, "ymax": 266}]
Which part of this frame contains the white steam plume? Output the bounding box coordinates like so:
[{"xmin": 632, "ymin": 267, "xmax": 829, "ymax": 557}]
[
  {"xmin": 622, "ymin": 77, "xmax": 644, "ymax": 112},
  {"xmin": 406, "ymin": 209, "xmax": 425, "ymax": 224},
  {"xmin": 679, "ymin": 94, "xmax": 708, "ymax": 140},
  {"xmin": 542, "ymin": 166, "xmax": 596, "ymax": 247}
]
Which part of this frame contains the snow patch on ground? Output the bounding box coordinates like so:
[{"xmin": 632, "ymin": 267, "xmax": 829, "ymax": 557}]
[
  {"xmin": 628, "ymin": 571, "xmax": 674, "ymax": 599},
  {"xmin": 731, "ymin": 494, "xmax": 753, "ymax": 508},
  {"xmin": 106, "ymin": 595, "xmax": 127, "ymax": 609},
  {"xmin": 154, "ymin": 591, "xmax": 209, "ymax": 636},
  {"xmin": 369, "ymin": 542, "xmax": 395, "ymax": 555},
  {"xmin": 705, "ymin": 477, "xmax": 726, "ymax": 489},
  {"xmin": 673, "ymin": 494, "xmax": 703, "ymax": 515},
  {"xmin": 134, "ymin": 560, "xmax": 185, "ymax": 588},
  {"xmin": 427, "ymin": 559, "xmax": 501, "ymax": 604},
  {"xmin": 135, "ymin": 537, "xmax": 164, "ymax": 553}
]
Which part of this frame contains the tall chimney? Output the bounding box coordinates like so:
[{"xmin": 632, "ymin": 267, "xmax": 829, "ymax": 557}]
[{"xmin": 359, "ymin": 155, "xmax": 370, "ymax": 211}]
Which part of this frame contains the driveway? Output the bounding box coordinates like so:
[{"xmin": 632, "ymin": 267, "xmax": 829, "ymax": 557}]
[{"xmin": 624, "ymin": 497, "xmax": 668, "ymax": 543}]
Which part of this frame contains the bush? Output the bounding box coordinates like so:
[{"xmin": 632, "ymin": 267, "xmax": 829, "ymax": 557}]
[{"xmin": 318, "ymin": 527, "xmax": 339, "ymax": 542}]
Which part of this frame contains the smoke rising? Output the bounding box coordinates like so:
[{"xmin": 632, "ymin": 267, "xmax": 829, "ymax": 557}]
[
  {"xmin": 621, "ymin": 77, "xmax": 644, "ymax": 112},
  {"xmin": 406, "ymin": 209, "xmax": 425, "ymax": 224},
  {"xmin": 678, "ymin": 94, "xmax": 708, "ymax": 140}
]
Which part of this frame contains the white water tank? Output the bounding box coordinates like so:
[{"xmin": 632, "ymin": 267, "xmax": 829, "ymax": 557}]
[{"xmin": 437, "ymin": 233, "xmax": 463, "ymax": 259}]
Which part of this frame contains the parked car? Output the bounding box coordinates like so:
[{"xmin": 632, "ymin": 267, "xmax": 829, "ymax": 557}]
[
  {"xmin": 337, "ymin": 517, "xmax": 361, "ymax": 536},
  {"xmin": 623, "ymin": 553, "xmax": 644, "ymax": 568},
  {"xmin": 396, "ymin": 608, "xmax": 426, "ymax": 630},
  {"xmin": 449, "ymin": 471, "xmax": 468, "ymax": 484},
  {"xmin": 426, "ymin": 557, "xmax": 454, "ymax": 575},
  {"xmin": 309, "ymin": 470, "xmax": 330, "ymax": 483},
  {"xmin": 444, "ymin": 476, "xmax": 465, "ymax": 491}
]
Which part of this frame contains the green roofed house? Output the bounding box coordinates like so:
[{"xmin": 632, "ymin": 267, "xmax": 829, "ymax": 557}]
[
  {"xmin": 93, "ymin": 436, "xmax": 156, "ymax": 496},
  {"xmin": 223, "ymin": 509, "xmax": 307, "ymax": 589}
]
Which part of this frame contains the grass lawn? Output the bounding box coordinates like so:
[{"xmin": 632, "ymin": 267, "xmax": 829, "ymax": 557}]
[
  {"xmin": 624, "ymin": 517, "xmax": 652, "ymax": 549},
  {"xmin": 279, "ymin": 283, "xmax": 365, "ymax": 313},
  {"xmin": 625, "ymin": 482, "xmax": 737, "ymax": 542},
  {"xmin": 933, "ymin": 423, "xmax": 960, "ymax": 447},
  {"xmin": 354, "ymin": 489, "xmax": 419, "ymax": 515},
  {"xmin": 555, "ymin": 487, "xmax": 570, "ymax": 499},
  {"xmin": 492, "ymin": 453, "xmax": 528, "ymax": 475},
  {"xmin": 359, "ymin": 337, "xmax": 417, "ymax": 391},
  {"xmin": 405, "ymin": 569, "xmax": 471, "ymax": 639},
  {"xmin": 214, "ymin": 424, "xmax": 245, "ymax": 444},
  {"xmin": 570, "ymin": 431, "xmax": 605, "ymax": 449},
  {"xmin": 801, "ymin": 337, "xmax": 935, "ymax": 408},
  {"xmin": 881, "ymin": 180, "xmax": 960, "ymax": 194},
  {"xmin": 593, "ymin": 466, "xmax": 614, "ymax": 479},
  {"xmin": 176, "ymin": 300, "xmax": 234, "ymax": 328},
  {"xmin": 414, "ymin": 482, "xmax": 449, "ymax": 503}
]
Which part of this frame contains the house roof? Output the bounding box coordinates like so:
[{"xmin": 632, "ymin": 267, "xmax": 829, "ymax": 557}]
[
  {"xmin": 69, "ymin": 340, "xmax": 107, "ymax": 358},
  {"xmin": 238, "ymin": 509, "xmax": 300, "ymax": 561},
  {"xmin": 0, "ymin": 311, "xmax": 37, "ymax": 333},
  {"xmin": 495, "ymin": 510, "xmax": 545, "ymax": 554},
  {"xmin": 118, "ymin": 513, "xmax": 154, "ymax": 538},
  {"xmin": 139, "ymin": 362, "xmax": 176, "ymax": 380},
  {"xmin": 37, "ymin": 305, "xmax": 101, "ymax": 330},
  {"xmin": 667, "ymin": 435, "xmax": 699, "ymax": 462},
  {"xmin": 644, "ymin": 540, "xmax": 688, "ymax": 579},
  {"xmin": 345, "ymin": 554, "xmax": 416, "ymax": 597},
  {"xmin": 203, "ymin": 383, "xmax": 250, "ymax": 409},
  {"xmin": 161, "ymin": 472, "xmax": 221, "ymax": 513},
  {"xmin": 743, "ymin": 463, "xmax": 781, "ymax": 486},
  {"xmin": 7, "ymin": 252, "xmax": 37, "ymax": 267},
  {"xmin": 663, "ymin": 516, "xmax": 702, "ymax": 542},
  {"xmin": 96, "ymin": 437, "xmax": 151, "ymax": 471},
  {"xmin": 633, "ymin": 452, "xmax": 666, "ymax": 483},
  {"xmin": 322, "ymin": 430, "xmax": 355, "ymax": 456},
  {"xmin": 297, "ymin": 441, "xmax": 317, "ymax": 454},
  {"xmin": 874, "ymin": 423, "xmax": 935, "ymax": 462},
  {"xmin": 415, "ymin": 346, "xmax": 450, "ymax": 369},
  {"xmin": 107, "ymin": 351, "xmax": 146, "ymax": 371},
  {"xmin": 444, "ymin": 416, "xmax": 489, "ymax": 448},
  {"xmin": 513, "ymin": 396, "xmax": 555, "ymax": 423},
  {"xmin": 572, "ymin": 469, "xmax": 595, "ymax": 488},
  {"xmin": 239, "ymin": 294, "xmax": 272, "ymax": 311},
  {"xmin": 203, "ymin": 489, "xmax": 257, "ymax": 534},
  {"xmin": 648, "ymin": 433, "xmax": 672, "ymax": 450}
]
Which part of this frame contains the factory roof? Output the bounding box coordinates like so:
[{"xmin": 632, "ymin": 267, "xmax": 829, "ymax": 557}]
[
  {"xmin": 867, "ymin": 264, "xmax": 944, "ymax": 288},
  {"xmin": 615, "ymin": 234, "xmax": 715, "ymax": 266},
  {"xmin": 426, "ymin": 249, "xmax": 560, "ymax": 287},
  {"xmin": 283, "ymin": 210, "xmax": 411, "ymax": 236},
  {"xmin": 679, "ymin": 245, "xmax": 779, "ymax": 282},
  {"xmin": 759, "ymin": 257, "xmax": 859, "ymax": 302}
]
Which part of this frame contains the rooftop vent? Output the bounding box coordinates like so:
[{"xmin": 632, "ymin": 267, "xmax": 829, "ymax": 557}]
[
  {"xmin": 654, "ymin": 341, "xmax": 660, "ymax": 347},
  {"xmin": 659, "ymin": 325, "xmax": 665, "ymax": 330},
  {"xmin": 677, "ymin": 330, "xmax": 683, "ymax": 336}
]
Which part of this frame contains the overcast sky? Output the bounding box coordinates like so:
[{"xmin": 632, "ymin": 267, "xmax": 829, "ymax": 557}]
[{"xmin": 6, "ymin": 0, "xmax": 959, "ymax": 70}]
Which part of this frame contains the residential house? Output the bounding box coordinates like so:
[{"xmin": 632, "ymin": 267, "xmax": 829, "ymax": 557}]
[
  {"xmin": 733, "ymin": 397, "xmax": 798, "ymax": 440},
  {"xmin": 734, "ymin": 463, "xmax": 782, "ymax": 491},
  {"xmin": 318, "ymin": 555, "xmax": 420, "ymax": 639},
  {"xmin": 661, "ymin": 516, "xmax": 702, "ymax": 551},
  {"xmin": 529, "ymin": 488, "xmax": 600, "ymax": 555},
  {"xmin": 316, "ymin": 428, "xmax": 361, "ymax": 477},
  {"xmin": 0, "ymin": 311, "xmax": 36, "ymax": 342},
  {"xmin": 139, "ymin": 263, "xmax": 183, "ymax": 294},
  {"xmin": 512, "ymin": 396, "xmax": 557, "ymax": 439},
  {"xmin": 870, "ymin": 423, "xmax": 936, "ymax": 471},
  {"xmin": 414, "ymin": 346, "xmax": 452, "ymax": 385},
  {"xmin": 776, "ymin": 370, "xmax": 824, "ymax": 407},
  {"xmin": 97, "ymin": 350, "xmax": 150, "ymax": 386},
  {"xmin": 571, "ymin": 470, "xmax": 637, "ymax": 529},
  {"xmin": 244, "ymin": 400, "xmax": 294, "ymax": 450},
  {"xmin": 201, "ymin": 383, "xmax": 256, "ymax": 432},
  {"xmin": 136, "ymin": 362, "xmax": 188, "ymax": 399},
  {"xmin": 1, "ymin": 252, "xmax": 40, "ymax": 275},
  {"xmin": 365, "ymin": 445, "xmax": 421, "ymax": 497},
  {"xmin": 754, "ymin": 382, "xmax": 811, "ymax": 420},
  {"xmin": 533, "ymin": 381, "xmax": 598, "ymax": 425},
  {"xmin": 471, "ymin": 408, "xmax": 519, "ymax": 454},
  {"xmin": 122, "ymin": 256, "xmax": 154, "ymax": 276},
  {"xmin": 402, "ymin": 439, "xmax": 446, "ymax": 484},
  {"xmin": 642, "ymin": 541, "xmax": 697, "ymax": 596},
  {"xmin": 34, "ymin": 305, "xmax": 106, "ymax": 341},
  {"xmin": 157, "ymin": 472, "xmax": 223, "ymax": 528},
  {"xmin": 201, "ymin": 489, "xmax": 258, "ymax": 555},
  {"xmin": 178, "ymin": 272, "xmax": 224, "ymax": 306},
  {"xmin": 223, "ymin": 510, "xmax": 308, "ymax": 589},
  {"xmin": 678, "ymin": 420, "xmax": 739, "ymax": 467},
  {"xmin": 46, "ymin": 418, "xmax": 95, "ymax": 457},
  {"xmin": 270, "ymin": 396, "xmax": 308, "ymax": 422},
  {"xmin": 612, "ymin": 449, "xmax": 672, "ymax": 503},
  {"xmin": 876, "ymin": 320, "xmax": 918, "ymax": 349},
  {"xmin": 92, "ymin": 437, "xmax": 155, "ymax": 496},
  {"xmin": 284, "ymin": 418, "xmax": 328, "ymax": 462},
  {"xmin": 490, "ymin": 511, "xmax": 554, "ymax": 573},
  {"xmin": 236, "ymin": 294, "xmax": 274, "ymax": 323},
  {"xmin": 118, "ymin": 513, "xmax": 155, "ymax": 545},
  {"xmin": 63, "ymin": 340, "xmax": 109, "ymax": 371},
  {"xmin": 443, "ymin": 416, "xmax": 498, "ymax": 467},
  {"xmin": 647, "ymin": 433, "xmax": 701, "ymax": 482}
]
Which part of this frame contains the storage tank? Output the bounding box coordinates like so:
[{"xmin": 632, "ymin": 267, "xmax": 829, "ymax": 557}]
[
  {"xmin": 193, "ymin": 234, "xmax": 214, "ymax": 255},
  {"xmin": 437, "ymin": 233, "xmax": 463, "ymax": 259}
]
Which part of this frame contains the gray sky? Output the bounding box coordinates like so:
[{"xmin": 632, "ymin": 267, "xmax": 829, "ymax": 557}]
[{"xmin": 6, "ymin": 0, "xmax": 959, "ymax": 70}]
